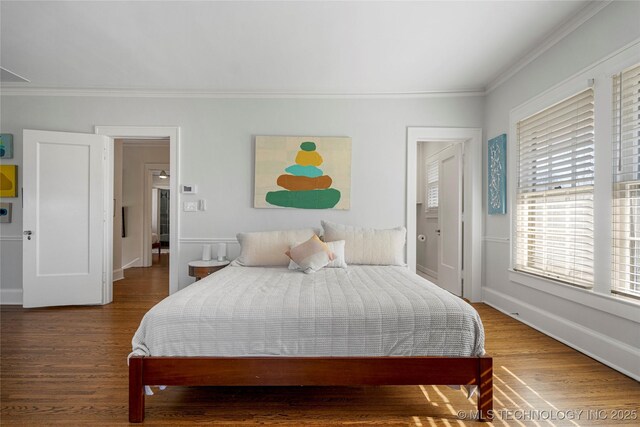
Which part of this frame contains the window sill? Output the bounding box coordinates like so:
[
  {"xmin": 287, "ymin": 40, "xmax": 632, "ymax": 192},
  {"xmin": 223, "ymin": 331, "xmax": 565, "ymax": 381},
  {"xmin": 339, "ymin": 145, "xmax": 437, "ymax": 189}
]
[{"xmin": 508, "ymin": 269, "xmax": 640, "ymax": 323}]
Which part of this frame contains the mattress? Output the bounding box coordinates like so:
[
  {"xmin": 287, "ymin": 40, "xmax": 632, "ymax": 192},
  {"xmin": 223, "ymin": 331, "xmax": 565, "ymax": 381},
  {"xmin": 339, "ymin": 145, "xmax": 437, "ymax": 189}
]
[{"xmin": 130, "ymin": 265, "xmax": 484, "ymax": 358}]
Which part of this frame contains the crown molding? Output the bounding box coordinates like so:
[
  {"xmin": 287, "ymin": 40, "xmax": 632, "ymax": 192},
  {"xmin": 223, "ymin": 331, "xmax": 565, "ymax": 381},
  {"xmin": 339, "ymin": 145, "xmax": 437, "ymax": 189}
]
[
  {"xmin": 485, "ymin": 0, "xmax": 612, "ymax": 94},
  {"xmin": 0, "ymin": 86, "xmax": 485, "ymax": 99}
]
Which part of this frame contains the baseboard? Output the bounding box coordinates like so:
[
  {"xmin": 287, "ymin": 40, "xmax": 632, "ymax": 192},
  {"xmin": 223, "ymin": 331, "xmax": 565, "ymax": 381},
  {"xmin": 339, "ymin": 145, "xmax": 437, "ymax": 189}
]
[
  {"xmin": 113, "ymin": 269, "xmax": 124, "ymax": 282},
  {"xmin": 417, "ymin": 264, "xmax": 438, "ymax": 280},
  {"xmin": 483, "ymin": 287, "xmax": 640, "ymax": 381},
  {"xmin": 122, "ymin": 258, "xmax": 141, "ymax": 270},
  {"xmin": 0, "ymin": 289, "xmax": 23, "ymax": 305}
]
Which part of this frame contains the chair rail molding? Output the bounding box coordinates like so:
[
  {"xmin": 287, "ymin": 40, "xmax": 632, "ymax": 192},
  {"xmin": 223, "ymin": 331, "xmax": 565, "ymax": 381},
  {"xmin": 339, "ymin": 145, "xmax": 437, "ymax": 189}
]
[{"xmin": 179, "ymin": 237, "xmax": 238, "ymax": 244}]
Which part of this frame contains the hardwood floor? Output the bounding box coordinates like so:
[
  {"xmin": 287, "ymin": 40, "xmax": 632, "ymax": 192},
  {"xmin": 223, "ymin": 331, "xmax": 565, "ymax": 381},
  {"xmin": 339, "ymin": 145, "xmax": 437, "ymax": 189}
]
[{"xmin": 2, "ymin": 255, "xmax": 638, "ymax": 425}]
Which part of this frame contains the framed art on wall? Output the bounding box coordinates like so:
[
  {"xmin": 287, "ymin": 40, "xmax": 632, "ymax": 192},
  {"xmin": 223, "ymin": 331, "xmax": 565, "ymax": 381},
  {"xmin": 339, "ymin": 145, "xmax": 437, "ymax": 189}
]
[
  {"xmin": 0, "ymin": 202, "xmax": 12, "ymax": 223},
  {"xmin": 488, "ymin": 134, "xmax": 507, "ymax": 215},
  {"xmin": 0, "ymin": 165, "xmax": 18, "ymax": 198},
  {"xmin": 254, "ymin": 136, "xmax": 351, "ymax": 210},
  {"xmin": 0, "ymin": 134, "xmax": 13, "ymax": 159}
]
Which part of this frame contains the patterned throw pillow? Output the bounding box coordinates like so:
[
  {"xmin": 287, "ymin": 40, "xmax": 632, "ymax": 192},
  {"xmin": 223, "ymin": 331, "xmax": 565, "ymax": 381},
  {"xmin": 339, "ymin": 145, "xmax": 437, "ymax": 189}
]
[
  {"xmin": 285, "ymin": 235, "xmax": 335, "ymax": 273},
  {"xmin": 289, "ymin": 240, "xmax": 347, "ymax": 270}
]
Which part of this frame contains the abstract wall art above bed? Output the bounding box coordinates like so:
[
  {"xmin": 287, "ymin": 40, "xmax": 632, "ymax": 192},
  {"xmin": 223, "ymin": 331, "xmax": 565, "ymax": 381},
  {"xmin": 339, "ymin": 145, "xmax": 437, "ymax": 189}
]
[{"xmin": 254, "ymin": 136, "xmax": 351, "ymax": 209}]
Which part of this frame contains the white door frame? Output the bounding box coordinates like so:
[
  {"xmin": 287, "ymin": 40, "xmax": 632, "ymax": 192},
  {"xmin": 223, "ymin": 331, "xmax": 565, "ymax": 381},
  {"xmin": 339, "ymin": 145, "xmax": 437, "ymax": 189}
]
[
  {"xmin": 407, "ymin": 127, "xmax": 482, "ymax": 302},
  {"xmin": 95, "ymin": 126, "xmax": 180, "ymax": 303},
  {"xmin": 143, "ymin": 163, "xmax": 170, "ymax": 267}
]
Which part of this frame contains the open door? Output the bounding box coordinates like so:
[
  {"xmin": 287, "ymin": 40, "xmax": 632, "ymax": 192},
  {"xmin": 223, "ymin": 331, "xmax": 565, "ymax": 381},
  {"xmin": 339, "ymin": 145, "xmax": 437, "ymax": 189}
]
[
  {"xmin": 437, "ymin": 143, "xmax": 463, "ymax": 296},
  {"xmin": 22, "ymin": 130, "xmax": 110, "ymax": 308}
]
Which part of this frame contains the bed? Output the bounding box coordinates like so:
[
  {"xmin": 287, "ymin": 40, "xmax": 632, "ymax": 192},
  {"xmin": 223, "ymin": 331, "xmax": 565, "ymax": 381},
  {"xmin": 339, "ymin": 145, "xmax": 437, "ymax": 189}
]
[{"xmin": 129, "ymin": 264, "xmax": 493, "ymax": 422}]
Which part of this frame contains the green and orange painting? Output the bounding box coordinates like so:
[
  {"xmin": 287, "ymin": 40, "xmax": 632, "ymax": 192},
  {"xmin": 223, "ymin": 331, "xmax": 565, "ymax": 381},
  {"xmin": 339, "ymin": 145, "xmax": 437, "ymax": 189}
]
[{"xmin": 254, "ymin": 136, "xmax": 351, "ymax": 210}]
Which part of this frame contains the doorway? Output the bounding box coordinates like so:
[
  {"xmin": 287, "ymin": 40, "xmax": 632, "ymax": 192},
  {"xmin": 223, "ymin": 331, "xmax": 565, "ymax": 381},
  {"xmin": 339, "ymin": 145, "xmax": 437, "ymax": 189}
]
[
  {"xmin": 154, "ymin": 188, "xmax": 170, "ymax": 258},
  {"xmin": 96, "ymin": 126, "xmax": 180, "ymax": 305},
  {"xmin": 112, "ymin": 140, "xmax": 170, "ymax": 294},
  {"xmin": 406, "ymin": 127, "xmax": 482, "ymax": 302},
  {"xmin": 415, "ymin": 141, "xmax": 463, "ymax": 296},
  {"xmin": 149, "ymin": 166, "xmax": 171, "ymax": 266}
]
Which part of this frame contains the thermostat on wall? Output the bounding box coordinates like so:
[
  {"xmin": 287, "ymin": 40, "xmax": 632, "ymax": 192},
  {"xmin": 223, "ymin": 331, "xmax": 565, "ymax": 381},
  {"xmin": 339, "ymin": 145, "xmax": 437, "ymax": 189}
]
[{"xmin": 181, "ymin": 184, "xmax": 197, "ymax": 194}]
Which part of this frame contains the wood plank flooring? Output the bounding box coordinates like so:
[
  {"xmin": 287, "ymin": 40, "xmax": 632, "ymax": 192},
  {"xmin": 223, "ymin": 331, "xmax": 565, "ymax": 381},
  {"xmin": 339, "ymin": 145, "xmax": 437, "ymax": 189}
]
[{"xmin": 2, "ymin": 255, "xmax": 638, "ymax": 426}]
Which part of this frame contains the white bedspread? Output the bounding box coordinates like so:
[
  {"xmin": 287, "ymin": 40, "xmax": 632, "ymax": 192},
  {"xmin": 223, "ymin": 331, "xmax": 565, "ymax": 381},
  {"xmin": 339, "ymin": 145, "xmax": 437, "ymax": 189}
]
[{"xmin": 131, "ymin": 265, "xmax": 484, "ymax": 358}]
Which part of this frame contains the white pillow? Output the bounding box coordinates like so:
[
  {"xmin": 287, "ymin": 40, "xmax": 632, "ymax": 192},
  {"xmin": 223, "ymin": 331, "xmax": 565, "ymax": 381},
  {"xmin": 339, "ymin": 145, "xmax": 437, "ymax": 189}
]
[
  {"xmin": 321, "ymin": 221, "xmax": 406, "ymax": 265},
  {"xmin": 289, "ymin": 240, "xmax": 347, "ymax": 270},
  {"xmin": 286, "ymin": 235, "xmax": 334, "ymax": 274},
  {"xmin": 233, "ymin": 228, "xmax": 317, "ymax": 266}
]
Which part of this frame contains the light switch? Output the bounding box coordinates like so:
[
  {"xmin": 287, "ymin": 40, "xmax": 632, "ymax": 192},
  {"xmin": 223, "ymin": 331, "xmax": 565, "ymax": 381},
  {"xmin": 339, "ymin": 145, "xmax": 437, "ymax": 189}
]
[
  {"xmin": 183, "ymin": 201, "xmax": 198, "ymax": 212},
  {"xmin": 198, "ymin": 199, "xmax": 207, "ymax": 211}
]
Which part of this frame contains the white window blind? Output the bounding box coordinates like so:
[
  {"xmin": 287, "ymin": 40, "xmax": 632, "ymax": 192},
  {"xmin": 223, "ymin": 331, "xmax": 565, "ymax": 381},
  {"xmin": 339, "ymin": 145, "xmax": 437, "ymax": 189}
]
[
  {"xmin": 426, "ymin": 160, "xmax": 439, "ymax": 212},
  {"xmin": 612, "ymin": 63, "xmax": 640, "ymax": 299},
  {"xmin": 515, "ymin": 88, "xmax": 595, "ymax": 287}
]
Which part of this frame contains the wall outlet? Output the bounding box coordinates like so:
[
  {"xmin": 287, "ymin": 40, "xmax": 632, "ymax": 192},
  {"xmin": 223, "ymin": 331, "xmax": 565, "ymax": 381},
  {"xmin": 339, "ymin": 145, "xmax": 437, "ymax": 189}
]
[{"xmin": 183, "ymin": 201, "xmax": 198, "ymax": 212}]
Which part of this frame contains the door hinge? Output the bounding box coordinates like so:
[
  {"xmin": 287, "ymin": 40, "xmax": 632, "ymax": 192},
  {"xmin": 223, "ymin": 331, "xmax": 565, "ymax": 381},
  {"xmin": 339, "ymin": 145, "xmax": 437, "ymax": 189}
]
[{"xmin": 103, "ymin": 147, "xmax": 107, "ymax": 160}]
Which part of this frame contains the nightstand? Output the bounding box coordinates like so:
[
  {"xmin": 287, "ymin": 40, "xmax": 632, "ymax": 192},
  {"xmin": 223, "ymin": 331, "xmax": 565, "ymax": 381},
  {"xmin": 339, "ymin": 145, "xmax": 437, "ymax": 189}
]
[{"xmin": 188, "ymin": 259, "xmax": 230, "ymax": 281}]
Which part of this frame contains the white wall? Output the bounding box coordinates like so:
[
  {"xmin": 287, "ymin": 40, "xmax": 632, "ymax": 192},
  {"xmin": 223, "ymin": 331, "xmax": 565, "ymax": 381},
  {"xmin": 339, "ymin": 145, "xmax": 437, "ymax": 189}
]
[
  {"xmin": 151, "ymin": 188, "xmax": 158, "ymax": 235},
  {"xmin": 483, "ymin": 1, "xmax": 640, "ymax": 379},
  {"xmin": 0, "ymin": 95, "xmax": 484, "ymax": 295},
  {"xmin": 121, "ymin": 143, "xmax": 170, "ymax": 268},
  {"xmin": 112, "ymin": 140, "xmax": 123, "ymax": 280}
]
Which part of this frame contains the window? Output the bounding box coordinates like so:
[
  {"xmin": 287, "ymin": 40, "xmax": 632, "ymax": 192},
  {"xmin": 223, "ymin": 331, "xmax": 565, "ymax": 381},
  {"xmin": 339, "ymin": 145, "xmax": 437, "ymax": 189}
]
[
  {"xmin": 514, "ymin": 88, "xmax": 595, "ymax": 287},
  {"xmin": 612, "ymin": 63, "xmax": 640, "ymax": 299},
  {"xmin": 426, "ymin": 160, "xmax": 438, "ymax": 213}
]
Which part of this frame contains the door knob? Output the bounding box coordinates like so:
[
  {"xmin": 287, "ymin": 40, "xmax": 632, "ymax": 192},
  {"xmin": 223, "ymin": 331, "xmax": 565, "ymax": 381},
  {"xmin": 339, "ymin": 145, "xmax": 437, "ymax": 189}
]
[{"xmin": 24, "ymin": 230, "xmax": 32, "ymax": 240}]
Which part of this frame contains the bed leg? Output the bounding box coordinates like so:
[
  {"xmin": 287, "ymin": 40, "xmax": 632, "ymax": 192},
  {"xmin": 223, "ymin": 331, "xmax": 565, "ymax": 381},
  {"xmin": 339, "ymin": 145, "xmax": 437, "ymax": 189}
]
[
  {"xmin": 478, "ymin": 356, "xmax": 493, "ymax": 421},
  {"xmin": 129, "ymin": 356, "xmax": 145, "ymax": 423}
]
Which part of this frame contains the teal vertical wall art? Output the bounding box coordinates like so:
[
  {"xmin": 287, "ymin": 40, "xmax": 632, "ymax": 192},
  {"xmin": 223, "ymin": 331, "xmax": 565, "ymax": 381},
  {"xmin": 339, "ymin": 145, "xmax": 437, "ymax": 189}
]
[{"xmin": 488, "ymin": 134, "xmax": 507, "ymax": 215}]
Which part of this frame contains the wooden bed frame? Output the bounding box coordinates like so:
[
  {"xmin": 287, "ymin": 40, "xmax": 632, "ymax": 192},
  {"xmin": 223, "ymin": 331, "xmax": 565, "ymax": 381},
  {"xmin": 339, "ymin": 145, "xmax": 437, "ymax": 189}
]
[{"xmin": 129, "ymin": 355, "xmax": 493, "ymax": 422}]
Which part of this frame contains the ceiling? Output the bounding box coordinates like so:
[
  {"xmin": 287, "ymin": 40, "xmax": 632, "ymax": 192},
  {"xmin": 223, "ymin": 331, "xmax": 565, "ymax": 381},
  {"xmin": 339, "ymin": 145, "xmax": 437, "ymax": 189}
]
[{"xmin": 0, "ymin": 1, "xmax": 593, "ymax": 94}]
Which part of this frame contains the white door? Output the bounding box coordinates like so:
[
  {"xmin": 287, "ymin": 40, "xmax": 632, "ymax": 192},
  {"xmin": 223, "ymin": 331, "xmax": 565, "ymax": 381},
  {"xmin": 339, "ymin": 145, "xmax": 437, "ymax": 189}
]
[
  {"xmin": 23, "ymin": 130, "xmax": 110, "ymax": 308},
  {"xmin": 437, "ymin": 144, "xmax": 463, "ymax": 296}
]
